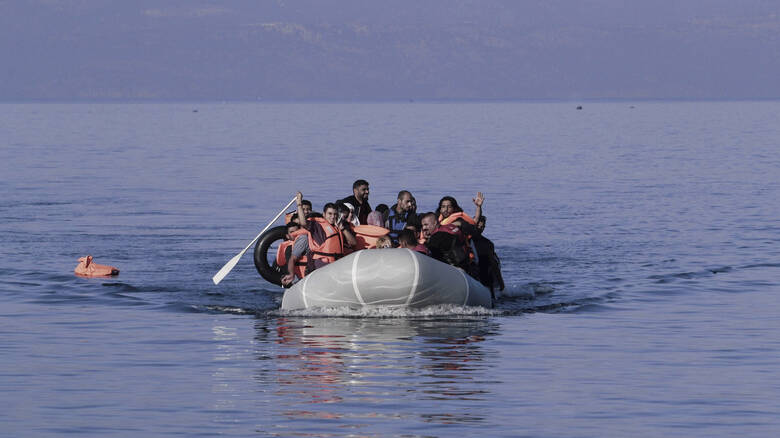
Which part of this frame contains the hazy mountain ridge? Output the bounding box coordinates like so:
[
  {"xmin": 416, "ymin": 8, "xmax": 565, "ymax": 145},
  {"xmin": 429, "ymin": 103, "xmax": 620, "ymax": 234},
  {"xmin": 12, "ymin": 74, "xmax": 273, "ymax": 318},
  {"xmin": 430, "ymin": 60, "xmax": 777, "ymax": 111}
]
[{"xmin": 2, "ymin": 1, "xmax": 779, "ymax": 100}]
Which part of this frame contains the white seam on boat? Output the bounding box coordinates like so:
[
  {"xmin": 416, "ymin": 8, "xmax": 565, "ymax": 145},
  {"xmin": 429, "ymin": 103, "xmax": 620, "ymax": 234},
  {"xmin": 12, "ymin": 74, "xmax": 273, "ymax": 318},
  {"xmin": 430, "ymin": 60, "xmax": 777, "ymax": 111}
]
[
  {"xmin": 301, "ymin": 273, "xmax": 309, "ymax": 308},
  {"xmin": 459, "ymin": 269, "xmax": 470, "ymax": 305},
  {"xmin": 352, "ymin": 251, "xmax": 365, "ymax": 305},
  {"xmin": 405, "ymin": 249, "xmax": 419, "ymax": 306}
]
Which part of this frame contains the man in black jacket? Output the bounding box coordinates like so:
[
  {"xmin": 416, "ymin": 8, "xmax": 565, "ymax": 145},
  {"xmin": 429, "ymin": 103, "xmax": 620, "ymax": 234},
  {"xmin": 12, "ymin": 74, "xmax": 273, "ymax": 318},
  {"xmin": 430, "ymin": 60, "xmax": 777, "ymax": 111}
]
[{"xmin": 340, "ymin": 179, "xmax": 371, "ymax": 225}]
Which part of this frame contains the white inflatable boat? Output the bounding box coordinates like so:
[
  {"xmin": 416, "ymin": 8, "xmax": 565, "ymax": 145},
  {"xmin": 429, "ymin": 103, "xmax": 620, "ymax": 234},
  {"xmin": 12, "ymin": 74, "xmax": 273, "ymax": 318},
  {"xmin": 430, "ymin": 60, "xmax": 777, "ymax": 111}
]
[{"xmin": 281, "ymin": 248, "xmax": 493, "ymax": 310}]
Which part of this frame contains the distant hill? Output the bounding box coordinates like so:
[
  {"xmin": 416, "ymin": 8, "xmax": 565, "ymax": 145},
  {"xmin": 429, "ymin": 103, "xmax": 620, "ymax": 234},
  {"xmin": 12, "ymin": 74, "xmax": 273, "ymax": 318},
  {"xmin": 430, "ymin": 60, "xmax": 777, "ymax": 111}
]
[{"xmin": 2, "ymin": 0, "xmax": 779, "ymax": 100}]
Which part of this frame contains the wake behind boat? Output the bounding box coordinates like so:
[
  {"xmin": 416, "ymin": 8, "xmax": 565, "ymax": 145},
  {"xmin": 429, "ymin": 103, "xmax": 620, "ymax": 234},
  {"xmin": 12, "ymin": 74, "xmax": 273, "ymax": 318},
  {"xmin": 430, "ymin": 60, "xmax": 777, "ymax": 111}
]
[{"xmin": 280, "ymin": 248, "xmax": 493, "ymax": 310}]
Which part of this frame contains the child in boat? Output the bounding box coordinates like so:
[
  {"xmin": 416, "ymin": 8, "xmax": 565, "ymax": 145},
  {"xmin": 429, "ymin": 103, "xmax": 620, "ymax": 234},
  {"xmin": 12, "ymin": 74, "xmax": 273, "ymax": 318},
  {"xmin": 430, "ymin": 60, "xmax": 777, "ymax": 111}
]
[{"xmin": 375, "ymin": 235, "xmax": 393, "ymax": 249}]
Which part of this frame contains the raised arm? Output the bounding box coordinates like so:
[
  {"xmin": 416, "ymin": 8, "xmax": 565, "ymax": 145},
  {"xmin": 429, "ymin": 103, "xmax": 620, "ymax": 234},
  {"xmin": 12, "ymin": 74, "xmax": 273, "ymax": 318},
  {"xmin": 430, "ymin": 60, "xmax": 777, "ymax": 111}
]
[
  {"xmin": 339, "ymin": 222, "xmax": 358, "ymax": 249},
  {"xmin": 472, "ymin": 192, "xmax": 484, "ymax": 223},
  {"xmin": 295, "ymin": 191, "xmax": 309, "ymax": 230}
]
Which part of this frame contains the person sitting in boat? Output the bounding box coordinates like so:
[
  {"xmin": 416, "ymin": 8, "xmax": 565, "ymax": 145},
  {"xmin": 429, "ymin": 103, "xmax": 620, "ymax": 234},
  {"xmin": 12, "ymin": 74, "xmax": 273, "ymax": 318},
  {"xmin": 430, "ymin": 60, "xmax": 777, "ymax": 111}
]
[
  {"xmin": 337, "ymin": 201, "xmax": 360, "ymax": 228},
  {"xmin": 397, "ymin": 228, "xmax": 429, "ymax": 255},
  {"xmin": 281, "ymin": 193, "xmax": 357, "ymax": 286},
  {"xmin": 366, "ymin": 211, "xmax": 385, "ymax": 227},
  {"xmin": 388, "ymin": 190, "xmax": 414, "ymax": 230},
  {"xmin": 374, "ymin": 204, "xmax": 390, "ymax": 227},
  {"xmin": 403, "ymin": 222, "xmax": 423, "ymax": 245},
  {"xmin": 476, "ymin": 215, "xmax": 486, "ymax": 233},
  {"xmin": 284, "ymin": 199, "xmax": 312, "ymax": 224},
  {"xmin": 436, "ymin": 192, "xmax": 484, "ymax": 226},
  {"xmin": 420, "ymin": 212, "xmax": 474, "ymax": 272},
  {"xmin": 274, "ymin": 220, "xmax": 309, "ymax": 282},
  {"xmin": 340, "ymin": 179, "xmax": 372, "ymax": 225},
  {"xmin": 375, "ymin": 235, "xmax": 393, "ymax": 249}
]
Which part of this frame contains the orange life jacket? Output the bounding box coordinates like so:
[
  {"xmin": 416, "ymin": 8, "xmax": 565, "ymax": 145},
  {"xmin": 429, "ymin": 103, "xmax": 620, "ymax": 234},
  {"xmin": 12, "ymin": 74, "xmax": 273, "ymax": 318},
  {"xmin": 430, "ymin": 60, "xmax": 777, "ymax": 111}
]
[
  {"xmin": 439, "ymin": 211, "xmax": 476, "ymax": 226},
  {"xmin": 275, "ymin": 229, "xmax": 308, "ymax": 279},
  {"xmin": 74, "ymin": 255, "xmax": 119, "ymax": 278},
  {"xmin": 351, "ymin": 224, "xmax": 389, "ymax": 251},
  {"xmin": 306, "ymin": 217, "xmax": 344, "ymax": 271}
]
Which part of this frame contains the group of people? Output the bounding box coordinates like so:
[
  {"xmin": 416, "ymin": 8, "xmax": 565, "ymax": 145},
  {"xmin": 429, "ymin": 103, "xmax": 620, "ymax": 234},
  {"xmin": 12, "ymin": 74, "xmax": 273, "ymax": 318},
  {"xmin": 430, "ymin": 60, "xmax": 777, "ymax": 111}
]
[{"xmin": 276, "ymin": 179, "xmax": 504, "ymax": 294}]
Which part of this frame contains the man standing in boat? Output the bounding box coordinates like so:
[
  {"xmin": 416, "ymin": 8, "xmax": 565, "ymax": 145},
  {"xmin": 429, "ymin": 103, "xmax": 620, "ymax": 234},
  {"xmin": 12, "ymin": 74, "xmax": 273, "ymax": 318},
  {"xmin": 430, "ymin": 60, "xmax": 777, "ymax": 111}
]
[
  {"xmin": 281, "ymin": 192, "xmax": 357, "ymax": 286},
  {"xmin": 340, "ymin": 179, "xmax": 372, "ymax": 225}
]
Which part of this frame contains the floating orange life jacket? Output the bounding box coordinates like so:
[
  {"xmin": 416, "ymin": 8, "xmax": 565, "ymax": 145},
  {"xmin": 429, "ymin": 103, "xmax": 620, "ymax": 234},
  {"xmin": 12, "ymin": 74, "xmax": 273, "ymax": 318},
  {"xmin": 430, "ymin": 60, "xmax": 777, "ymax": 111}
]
[
  {"xmin": 439, "ymin": 211, "xmax": 476, "ymax": 226},
  {"xmin": 275, "ymin": 229, "xmax": 309, "ymax": 279},
  {"xmin": 74, "ymin": 255, "xmax": 119, "ymax": 278},
  {"xmin": 306, "ymin": 217, "xmax": 344, "ymax": 272}
]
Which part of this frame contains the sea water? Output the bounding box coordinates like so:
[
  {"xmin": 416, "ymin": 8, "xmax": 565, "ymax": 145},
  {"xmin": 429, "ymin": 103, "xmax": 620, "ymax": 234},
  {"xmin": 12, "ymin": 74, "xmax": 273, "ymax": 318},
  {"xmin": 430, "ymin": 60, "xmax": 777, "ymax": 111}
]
[{"xmin": 1, "ymin": 101, "xmax": 778, "ymax": 437}]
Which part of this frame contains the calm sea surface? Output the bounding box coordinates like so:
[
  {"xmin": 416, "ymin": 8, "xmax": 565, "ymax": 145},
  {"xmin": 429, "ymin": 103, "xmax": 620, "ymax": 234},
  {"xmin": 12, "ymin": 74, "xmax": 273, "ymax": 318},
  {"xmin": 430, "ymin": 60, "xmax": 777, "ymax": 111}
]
[{"xmin": 1, "ymin": 101, "xmax": 779, "ymax": 437}]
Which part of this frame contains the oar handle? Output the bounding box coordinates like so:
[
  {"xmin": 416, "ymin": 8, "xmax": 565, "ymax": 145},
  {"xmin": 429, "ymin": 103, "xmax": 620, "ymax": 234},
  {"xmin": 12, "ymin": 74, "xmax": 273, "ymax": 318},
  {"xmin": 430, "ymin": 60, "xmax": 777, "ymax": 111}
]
[
  {"xmin": 212, "ymin": 196, "xmax": 297, "ymax": 285},
  {"xmin": 239, "ymin": 196, "xmax": 297, "ymax": 254}
]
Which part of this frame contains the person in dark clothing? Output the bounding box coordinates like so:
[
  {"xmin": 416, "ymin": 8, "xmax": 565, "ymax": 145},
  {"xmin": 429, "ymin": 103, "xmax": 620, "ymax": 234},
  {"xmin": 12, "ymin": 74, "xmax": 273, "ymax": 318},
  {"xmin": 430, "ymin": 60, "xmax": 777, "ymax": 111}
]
[
  {"xmin": 397, "ymin": 228, "xmax": 429, "ymax": 255},
  {"xmin": 388, "ymin": 190, "xmax": 417, "ymax": 232},
  {"xmin": 422, "ymin": 212, "xmax": 504, "ymax": 295},
  {"xmin": 470, "ymin": 231, "xmax": 505, "ymax": 296},
  {"xmin": 340, "ymin": 179, "xmax": 372, "ymax": 225},
  {"xmin": 420, "ymin": 212, "xmax": 473, "ymax": 271},
  {"xmin": 476, "ymin": 215, "xmax": 486, "ymax": 233},
  {"xmin": 374, "ymin": 203, "xmax": 390, "ymax": 227}
]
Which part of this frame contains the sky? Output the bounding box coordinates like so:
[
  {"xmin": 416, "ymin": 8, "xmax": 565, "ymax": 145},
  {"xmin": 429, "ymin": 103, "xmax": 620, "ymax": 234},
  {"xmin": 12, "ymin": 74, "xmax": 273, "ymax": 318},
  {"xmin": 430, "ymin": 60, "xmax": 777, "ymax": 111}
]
[{"xmin": 1, "ymin": 0, "xmax": 779, "ymax": 100}]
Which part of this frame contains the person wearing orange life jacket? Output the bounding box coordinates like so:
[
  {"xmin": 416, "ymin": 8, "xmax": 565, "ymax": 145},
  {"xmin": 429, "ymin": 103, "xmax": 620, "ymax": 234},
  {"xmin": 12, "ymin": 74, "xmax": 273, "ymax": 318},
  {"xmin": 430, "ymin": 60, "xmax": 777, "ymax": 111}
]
[
  {"xmin": 275, "ymin": 221, "xmax": 309, "ymax": 281},
  {"xmin": 281, "ymin": 193, "xmax": 357, "ymax": 286},
  {"xmin": 436, "ymin": 192, "xmax": 484, "ymax": 226}
]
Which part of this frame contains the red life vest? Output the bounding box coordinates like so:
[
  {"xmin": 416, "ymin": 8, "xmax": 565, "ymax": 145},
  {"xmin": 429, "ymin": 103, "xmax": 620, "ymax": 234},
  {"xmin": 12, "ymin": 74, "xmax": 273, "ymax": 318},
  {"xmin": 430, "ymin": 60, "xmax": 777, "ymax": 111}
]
[
  {"xmin": 437, "ymin": 213, "xmax": 479, "ymax": 261},
  {"xmin": 306, "ymin": 217, "xmax": 344, "ymax": 271},
  {"xmin": 439, "ymin": 211, "xmax": 476, "ymax": 226},
  {"xmin": 429, "ymin": 223, "xmax": 474, "ymax": 265},
  {"xmin": 433, "ymin": 223, "xmax": 464, "ymax": 238},
  {"xmin": 275, "ymin": 229, "xmax": 308, "ymax": 279}
]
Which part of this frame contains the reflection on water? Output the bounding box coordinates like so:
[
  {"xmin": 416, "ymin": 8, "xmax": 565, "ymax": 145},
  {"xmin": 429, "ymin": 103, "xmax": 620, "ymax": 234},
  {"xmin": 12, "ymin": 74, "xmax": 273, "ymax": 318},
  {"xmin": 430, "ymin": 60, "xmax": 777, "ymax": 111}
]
[{"xmin": 255, "ymin": 316, "xmax": 501, "ymax": 431}]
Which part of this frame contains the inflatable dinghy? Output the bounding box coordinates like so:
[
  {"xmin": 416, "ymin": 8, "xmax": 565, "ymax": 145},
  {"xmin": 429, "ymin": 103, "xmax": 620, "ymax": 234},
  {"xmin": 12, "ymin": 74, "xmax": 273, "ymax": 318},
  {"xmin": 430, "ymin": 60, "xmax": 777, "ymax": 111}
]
[{"xmin": 281, "ymin": 248, "xmax": 493, "ymax": 310}]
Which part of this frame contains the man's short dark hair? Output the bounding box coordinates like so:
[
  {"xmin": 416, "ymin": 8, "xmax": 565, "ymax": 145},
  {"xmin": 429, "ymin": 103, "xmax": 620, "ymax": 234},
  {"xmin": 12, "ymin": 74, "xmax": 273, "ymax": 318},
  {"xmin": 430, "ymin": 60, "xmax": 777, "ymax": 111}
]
[
  {"xmin": 398, "ymin": 229, "xmax": 417, "ymax": 247},
  {"xmin": 353, "ymin": 179, "xmax": 369, "ymax": 189},
  {"xmin": 301, "ymin": 199, "xmax": 312, "ymax": 208},
  {"xmin": 323, "ymin": 202, "xmax": 338, "ymax": 213},
  {"xmin": 286, "ymin": 221, "xmax": 300, "ymax": 232},
  {"xmin": 397, "ymin": 190, "xmax": 411, "ymax": 200},
  {"xmin": 421, "ymin": 212, "xmax": 437, "ymax": 222},
  {"xmin": 375, "ymin": 204, "xmax": 389, "ymax": 215}
]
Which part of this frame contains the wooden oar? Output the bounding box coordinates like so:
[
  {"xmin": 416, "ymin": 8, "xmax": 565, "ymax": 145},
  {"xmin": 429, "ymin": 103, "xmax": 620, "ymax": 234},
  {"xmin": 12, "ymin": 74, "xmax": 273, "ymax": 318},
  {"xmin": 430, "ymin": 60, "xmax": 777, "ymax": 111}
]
[{"xmin": 212, "ymin": 196, "xmax": 296, "ymax": 285}]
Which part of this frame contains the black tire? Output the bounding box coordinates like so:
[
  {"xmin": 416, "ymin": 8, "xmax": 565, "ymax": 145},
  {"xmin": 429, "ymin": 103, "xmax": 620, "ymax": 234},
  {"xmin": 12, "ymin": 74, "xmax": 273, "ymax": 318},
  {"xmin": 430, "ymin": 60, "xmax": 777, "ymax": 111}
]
[{"xmin": 254, "ymin": 225, "xmax": 287, "ymax": 286}]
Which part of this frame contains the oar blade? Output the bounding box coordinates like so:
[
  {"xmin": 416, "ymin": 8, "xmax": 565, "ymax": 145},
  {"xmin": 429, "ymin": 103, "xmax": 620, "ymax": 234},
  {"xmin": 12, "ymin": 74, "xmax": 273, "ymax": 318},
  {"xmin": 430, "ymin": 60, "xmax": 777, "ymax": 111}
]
[{"xmin": 212, "ymin": 253, "xmax": 241, "ymax": 285}]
